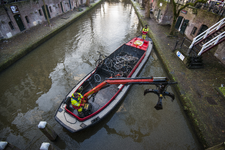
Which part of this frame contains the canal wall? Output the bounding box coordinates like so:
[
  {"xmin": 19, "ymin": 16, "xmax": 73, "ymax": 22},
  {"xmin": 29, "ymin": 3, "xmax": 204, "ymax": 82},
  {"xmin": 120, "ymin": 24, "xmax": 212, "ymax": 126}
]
[
  {"xmin": 0, "ymin": 0, "xmax": 102, "ymax": 73},
  {"xmin": 131, "ymin": 0, "xmax": 225, "ymax": 149},
  {"xmin": 0, "ymin": 0, "xmax": 87, "ymax": 39}
]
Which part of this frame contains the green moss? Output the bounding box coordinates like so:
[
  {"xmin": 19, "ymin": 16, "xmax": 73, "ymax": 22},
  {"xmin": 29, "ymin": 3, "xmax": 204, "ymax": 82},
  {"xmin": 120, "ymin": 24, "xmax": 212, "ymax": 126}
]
[{"xmin": 218, "ymin": 87, "xmax": 225, "ymax": 96}]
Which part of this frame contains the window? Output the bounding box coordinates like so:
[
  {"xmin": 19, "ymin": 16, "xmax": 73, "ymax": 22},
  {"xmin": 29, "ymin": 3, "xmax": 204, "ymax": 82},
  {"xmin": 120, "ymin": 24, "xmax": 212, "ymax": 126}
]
[
  {"xmin": 175, "ymin": 16, "xmax": 183, "ymax": 30},
  {"xmin": 197, "ymin": 25, "xmax": 208, "ymax": 35},
  {"xmin": 39, "ymin": 9, "xmax": 42, "ymax": 16},
  {"xmin": 8, "ymin": 21, "xmax": 14, "ymax": 30},
  {"xmin": 49, "ymin": 6, "xmax": 52, "ymax": 12},
  {"xmin": 191, "ymin": 27, "xmax": 197, "ymax": 35},
  {"xmin": 25, "ymin": 16, "xmax": 29, "ymax": 23}
]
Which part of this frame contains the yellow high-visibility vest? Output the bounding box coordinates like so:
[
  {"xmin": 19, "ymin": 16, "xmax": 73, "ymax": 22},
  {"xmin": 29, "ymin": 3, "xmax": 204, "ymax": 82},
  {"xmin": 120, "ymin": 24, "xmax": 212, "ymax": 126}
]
[
  {"xmin": 71, "ymin": 93, "xmax": 83, "ymax": 107},
  {"xmin": 143, "ymin": 28, "xmax": 149, "ymax": 32}
]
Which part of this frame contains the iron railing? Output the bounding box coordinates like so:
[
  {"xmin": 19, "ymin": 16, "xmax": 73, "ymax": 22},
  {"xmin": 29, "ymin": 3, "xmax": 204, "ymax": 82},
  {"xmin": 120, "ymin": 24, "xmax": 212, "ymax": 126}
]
[{"xmin": 176, "ymin": 0, "xmax": 225, "ymax": 16}]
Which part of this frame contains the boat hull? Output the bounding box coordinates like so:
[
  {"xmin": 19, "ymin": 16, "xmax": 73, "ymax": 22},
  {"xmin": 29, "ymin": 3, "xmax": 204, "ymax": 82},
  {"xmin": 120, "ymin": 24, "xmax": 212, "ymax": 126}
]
[{"xmin": 55, "ymin": 37, "xmax": 153, "ymax": 132}]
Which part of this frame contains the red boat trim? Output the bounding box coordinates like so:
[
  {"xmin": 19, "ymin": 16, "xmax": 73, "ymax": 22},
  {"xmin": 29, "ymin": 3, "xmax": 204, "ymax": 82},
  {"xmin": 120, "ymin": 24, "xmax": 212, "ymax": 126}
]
[
  {"xmin": 65, "ymin": 39, "xmax": 149, "ymax": 122},
  {"xmin": 65, "ymin": 86, "xmax": 124, "ymax": 121}
]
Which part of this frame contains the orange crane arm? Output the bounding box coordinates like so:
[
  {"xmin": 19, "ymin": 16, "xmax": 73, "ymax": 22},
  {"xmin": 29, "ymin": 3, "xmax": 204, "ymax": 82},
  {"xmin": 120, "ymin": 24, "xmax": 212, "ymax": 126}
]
[
  {"xmin": 83, "ymin": 77, "xmax": 168, "ymax": 100},
  {"xmin": 81, "ymin": 77, "xmax": 177, "ymax": 110}
]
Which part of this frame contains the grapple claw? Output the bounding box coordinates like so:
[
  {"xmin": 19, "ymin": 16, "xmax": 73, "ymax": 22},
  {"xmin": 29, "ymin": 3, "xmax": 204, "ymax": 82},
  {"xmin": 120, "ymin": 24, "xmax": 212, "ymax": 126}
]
[
  {"xmin": 144, "ymin": 89, "xmax": 159, "ymax": 96},
  {"xmin": 154, "ymin": 97, "xmax": 163, "ymax": 110},
  {"xmin": 164, "ymin": 91, "xmax": 175, "ymax": 101},
  {"xmin": 154, "ymin": 104, "xmax": 163, "ymax": 110}
]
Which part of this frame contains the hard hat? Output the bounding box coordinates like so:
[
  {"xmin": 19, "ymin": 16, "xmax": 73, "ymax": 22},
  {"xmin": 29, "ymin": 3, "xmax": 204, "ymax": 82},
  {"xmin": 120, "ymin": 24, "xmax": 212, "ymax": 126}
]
[{"xmin": 72, "ymin": 93, "xmax": 79, "ymax": 98}]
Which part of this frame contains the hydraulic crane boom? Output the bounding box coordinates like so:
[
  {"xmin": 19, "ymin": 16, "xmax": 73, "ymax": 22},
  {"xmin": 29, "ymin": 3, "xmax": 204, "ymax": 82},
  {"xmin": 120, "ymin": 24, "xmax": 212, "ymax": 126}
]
[{"xmin": 82, "ymin": 77, "xmax": 177, "ymax": 110}]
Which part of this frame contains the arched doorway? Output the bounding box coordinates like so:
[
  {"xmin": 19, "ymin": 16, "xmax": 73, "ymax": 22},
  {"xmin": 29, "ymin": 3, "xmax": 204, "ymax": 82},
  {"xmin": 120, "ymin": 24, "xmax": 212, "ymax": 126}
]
[{"xmin": 14, "ymin": 14, "xmax": 25, "ymax": 31}]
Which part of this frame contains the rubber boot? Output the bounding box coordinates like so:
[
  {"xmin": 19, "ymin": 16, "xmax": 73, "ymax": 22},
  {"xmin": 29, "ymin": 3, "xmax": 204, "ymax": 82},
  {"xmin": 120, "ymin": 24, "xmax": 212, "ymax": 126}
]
[{"xmin": 78, "ymin": 111, "xmax": 84, "ymax": 118}]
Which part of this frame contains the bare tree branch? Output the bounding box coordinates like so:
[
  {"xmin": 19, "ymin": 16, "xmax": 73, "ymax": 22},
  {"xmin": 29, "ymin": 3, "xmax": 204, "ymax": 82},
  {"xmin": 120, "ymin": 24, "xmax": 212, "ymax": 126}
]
[{"xmin": 169, "ymin": 0, "xmax": 207, "ymax": 35}]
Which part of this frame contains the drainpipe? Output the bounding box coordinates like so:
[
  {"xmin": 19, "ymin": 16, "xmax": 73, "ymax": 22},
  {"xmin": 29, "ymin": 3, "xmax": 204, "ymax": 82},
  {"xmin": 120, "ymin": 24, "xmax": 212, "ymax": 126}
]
[
  {"xmin": 3, "ymin": 5, "xmax": 12, "ymax": 22},
  {"xmin": 42, "ymin": 0, "xmax": 51, "ymax": 26}
]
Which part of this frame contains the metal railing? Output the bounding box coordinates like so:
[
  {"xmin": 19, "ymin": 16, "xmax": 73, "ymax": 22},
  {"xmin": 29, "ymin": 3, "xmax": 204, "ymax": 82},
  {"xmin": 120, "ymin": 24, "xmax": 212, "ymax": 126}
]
[
  {"xmin": 176, "ymin": 0, "xmax": 225, "ymax": 16},
  {"xmin": 197, "ymin": 30, "xmax": 225, "ymax": 56},
  {"xmin": 189, "ymin": 17, "xmax": 225, "ymax": 49},
  {"xmin": 173, "ymin": 37, "xmax": 192, "ymax": 53}
]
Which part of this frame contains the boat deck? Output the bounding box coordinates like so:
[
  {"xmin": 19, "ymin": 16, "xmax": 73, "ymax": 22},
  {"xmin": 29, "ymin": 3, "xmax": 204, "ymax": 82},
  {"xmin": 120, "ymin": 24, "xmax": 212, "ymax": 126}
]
[
  {"xmin": 66, "ymin": 44, "xmax": 146, "ymax": 117},
  {"xmin": 67, "ymin": 84, "xmax": 119, "ymax": 116}
]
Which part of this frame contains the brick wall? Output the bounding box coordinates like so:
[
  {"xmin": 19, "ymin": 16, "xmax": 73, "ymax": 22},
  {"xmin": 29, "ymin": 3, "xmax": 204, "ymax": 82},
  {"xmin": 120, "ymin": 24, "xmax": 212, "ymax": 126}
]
[
  {"xmin": 179, "ymin": 7, "xmax": 220, "ymax": 40},
  {"xmin": 0, "ymin": 0, "xmax": 81, "ymax": 39}
]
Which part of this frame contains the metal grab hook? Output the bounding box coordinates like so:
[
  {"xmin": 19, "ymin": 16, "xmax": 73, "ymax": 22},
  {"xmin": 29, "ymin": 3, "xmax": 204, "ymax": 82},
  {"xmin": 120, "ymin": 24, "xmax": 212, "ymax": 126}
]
[{"xmin": 144, "ymin": 82, "xmax": 177, "ymax": 110}]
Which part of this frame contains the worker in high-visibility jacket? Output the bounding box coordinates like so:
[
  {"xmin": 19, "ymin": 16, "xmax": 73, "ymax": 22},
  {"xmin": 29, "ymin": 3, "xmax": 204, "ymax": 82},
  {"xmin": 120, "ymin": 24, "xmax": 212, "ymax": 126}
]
[
  {"xmin": 142, "ymin": 25, "xmax": 149, "ymax": 40},
  {"xmin": 71, "ymin": 92, "xmax": 85, "ymax": 117}
]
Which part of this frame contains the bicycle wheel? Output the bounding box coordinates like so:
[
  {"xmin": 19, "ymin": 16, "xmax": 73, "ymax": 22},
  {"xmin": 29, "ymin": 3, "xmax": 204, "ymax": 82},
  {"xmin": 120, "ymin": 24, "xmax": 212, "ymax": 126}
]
[
  {"xmin": 114, "ymin": 63, "xmax": 123, "ymax": 70},
  {"xmin": 94, "ymin": 74, "xmax": 101, "ymax": 82},
  {"xmin": 95, "ymin": 59, "xmax": 103, "ymax": 67},
  {"xmin": 124, "ymin": 65, "xmax": 132, "ymax": 76},
  {"xmin": 104, "ymin": 58, "xmax": 113, "ymax": 68}
]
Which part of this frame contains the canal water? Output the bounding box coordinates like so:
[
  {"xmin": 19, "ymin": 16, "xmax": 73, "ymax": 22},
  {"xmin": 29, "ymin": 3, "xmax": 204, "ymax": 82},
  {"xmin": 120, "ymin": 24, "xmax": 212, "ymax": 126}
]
[{"xmin": 0, "ymin": 0, "xmax": 202, "ymax": 149}]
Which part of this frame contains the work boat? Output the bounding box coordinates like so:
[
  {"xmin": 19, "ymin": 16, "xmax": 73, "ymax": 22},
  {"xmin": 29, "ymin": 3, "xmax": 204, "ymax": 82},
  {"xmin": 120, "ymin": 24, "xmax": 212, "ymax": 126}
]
[{"xmin": 55, "ymin": 37, "xmax": 153, "ymax": 133}]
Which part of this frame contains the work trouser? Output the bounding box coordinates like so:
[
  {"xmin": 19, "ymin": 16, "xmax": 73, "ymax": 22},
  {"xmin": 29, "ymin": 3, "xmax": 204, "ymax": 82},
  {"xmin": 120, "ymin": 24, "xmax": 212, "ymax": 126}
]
[
  {"xmin": 142, "ymin": 34, "xmax": 146, "ymax": 39},
  {"xmin": 77, "ymin": 107, "xmax": 83, "ymax": 112}
]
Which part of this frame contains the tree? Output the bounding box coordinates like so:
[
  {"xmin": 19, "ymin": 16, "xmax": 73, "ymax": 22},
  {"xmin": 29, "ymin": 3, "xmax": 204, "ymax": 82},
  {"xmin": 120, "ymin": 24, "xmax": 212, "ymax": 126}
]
[
  {"xmin": 142, "ymin": 0, "xmax": 146, "ymax": 8},
  {"xmin": 169, "ymin": 0, "xmax": 207, "ymax": 35},
  {"xmin": 145, "ymin": 0, "xmax": 151, "ymax": 18},
  {"xmin": 86, "ymin": 0, "xmax": 90, "ymax": 7}
]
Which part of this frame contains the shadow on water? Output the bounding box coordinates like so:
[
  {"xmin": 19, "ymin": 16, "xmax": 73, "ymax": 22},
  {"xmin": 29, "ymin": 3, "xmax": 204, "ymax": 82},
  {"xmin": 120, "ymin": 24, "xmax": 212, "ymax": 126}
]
[
  {"xmin": 52, "ymin": 136, "xmax": 67, "ymax": 149},
  {"xmin": 103, "ymin": 124, "xmax": 151, "ymax": 143}
]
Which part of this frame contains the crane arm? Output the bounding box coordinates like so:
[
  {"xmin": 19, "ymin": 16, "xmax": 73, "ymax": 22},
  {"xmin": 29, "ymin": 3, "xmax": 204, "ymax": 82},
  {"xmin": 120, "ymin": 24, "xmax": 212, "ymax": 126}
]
[
  {"xmin": 83, "ymin": 77, "xmax": 172, "ymax": 100},
  {"xmin": 81, "ymin": 77, "xmax": 177, "ymax": 110}
]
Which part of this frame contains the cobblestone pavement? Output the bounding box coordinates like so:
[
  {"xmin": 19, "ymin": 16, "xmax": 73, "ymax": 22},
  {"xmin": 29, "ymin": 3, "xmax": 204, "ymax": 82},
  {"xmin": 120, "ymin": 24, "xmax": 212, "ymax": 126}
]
[
  {"xmin": 131, "ymin": 1, "xmax": 225, "ymax": 149},
  {"xmin": 0, "ymin": 0, "xmax": 225, "ymax": 149}
]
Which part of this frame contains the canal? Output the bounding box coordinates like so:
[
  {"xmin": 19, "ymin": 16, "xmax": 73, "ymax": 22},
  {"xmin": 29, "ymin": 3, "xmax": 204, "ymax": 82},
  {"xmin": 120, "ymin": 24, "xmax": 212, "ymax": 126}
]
[{"xmin": 0, "ymin": 0, "xmax": 202, "ymax": 149}]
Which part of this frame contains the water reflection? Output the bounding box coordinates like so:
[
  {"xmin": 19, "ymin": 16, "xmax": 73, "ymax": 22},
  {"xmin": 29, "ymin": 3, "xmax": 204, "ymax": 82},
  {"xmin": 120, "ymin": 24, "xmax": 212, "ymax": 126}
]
[{"xmin": 104, "ymin": 122, "xmax": 151, "ymax": 143}]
